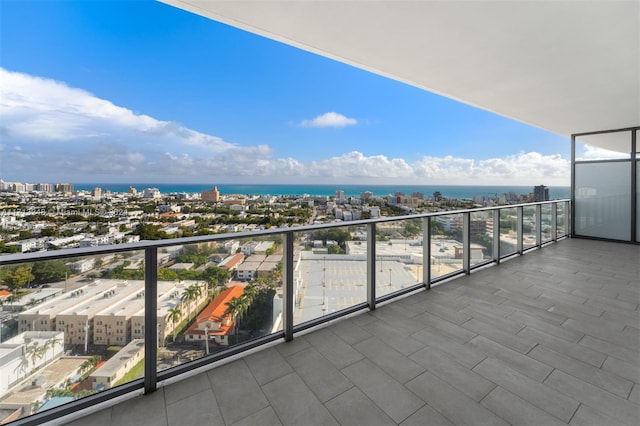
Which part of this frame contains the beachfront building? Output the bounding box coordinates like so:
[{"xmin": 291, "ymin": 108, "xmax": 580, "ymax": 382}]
[{"xmin": 201, "ymin": 186, "xmax": 220, "ymax": 203}]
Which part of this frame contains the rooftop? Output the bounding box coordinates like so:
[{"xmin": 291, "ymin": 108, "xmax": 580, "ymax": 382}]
[{"xmin": 61, "ymin": 238, "xmax": 640, "ymax": 425}]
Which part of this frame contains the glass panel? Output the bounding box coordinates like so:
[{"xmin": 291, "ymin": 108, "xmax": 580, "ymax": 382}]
[
  {"xmin": 156, "ymin": 237, "xmax": 282, "ymax": 371},
  {"xmin": 375, "ymin": 218, "xmax": 424, "ymax": 297},
  {"xmin": 522, "ymin": 206, "xmax": 536, "ymax": 250},
  {"xmin": 294, "ymin": 225, "xmax": 367, "ymax": 325},
  {"xmin": 575, "ymin": 162, "xmax": 631, "ymax": 240},
  {"xmin": 540, "ymin": 204, "xmax": 552, "ymax": 242},
  {"xmin": 431, "ymin": 213, "xmax": 463, "ymax": 278},
  {"xmin": 499, "ymin": 208, "xmax": 518, "ymax": 256},
  {"xmin": 469, "ymin": 211, "xmax": 492, "ymax": 267},
  {"xmin": 0, "ymin": 251, "xmax": 145, "ymax": 417},
  {"xmin": 575, "ymin": 133, "xmax": 630, "ymax": 161},
  {"xmin": 556, "ymin": 202, "xmax": 567, "ymax": 238},
  {"xmin": 637, "ymin": 159, "xmax": 640, "ymax": 243}
]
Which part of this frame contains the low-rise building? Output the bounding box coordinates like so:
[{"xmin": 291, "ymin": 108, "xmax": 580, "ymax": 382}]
[
  {"xmin": 90, "ymin": 339, "xmax": 144, "ymax": 391},
  {"xmin": 183, "ymin": 286, "xmax": 244, "ymax": 347}
]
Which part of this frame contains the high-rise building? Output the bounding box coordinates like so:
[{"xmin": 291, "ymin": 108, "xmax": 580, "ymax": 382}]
[
  {"xmin": 533, "ymin": 185, "xmax": 549, "ymax": 202},
  {"xmin": 55, "ymin": 183, "xmax": 74, "ymax": 193},
  {"xmin": 92, "ymin": 187, "xmax": 102, "ymax": 198},
  {"xmin": 36, "ymin": 183, "xmax": 52, "ymax": 192},
  {"xmin": 142, "ymin": 188, "xmax": 161, "ymax": 199},
  {"xmin": 128, "ymin": 186, "xmax": 138, "ymax": 195},
  {"xmin": 360, "ymin": 191, "xmax": 373, "ymax": 202},
  {"xmin": 201, "ymin": 186, "xmax": 220, "ymax": 203}
]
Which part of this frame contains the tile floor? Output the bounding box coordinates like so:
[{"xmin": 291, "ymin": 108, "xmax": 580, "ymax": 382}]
[{"xmin": 59, "ymin": 238, "xmax": 639, "ymax": 425}]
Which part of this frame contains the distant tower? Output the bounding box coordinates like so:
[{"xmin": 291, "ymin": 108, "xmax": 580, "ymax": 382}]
[
  {"xmin": 533, "ymin": 185, "xmax": 549, "ymax": 202},
  {"xmin": 128, "ymin": 186, "xmax": 138, "ymax": 195},
  {"xmin": 55, "ymin": 183, "xmax": 73, "ymax": 193},
  {"xmin": 201, "ymin": 186, "xmax": 220, "ymax": 203},
  {"xmin": 360, "ymin": 191, "xmax": 373, "ymax": 202},
  {"xmin": 91, "ymin": 187, "xmax": 102, "ymax": 198},
  {"xmin": 335, "ymin": 190, "xmax": 345, "ymax": 201}
]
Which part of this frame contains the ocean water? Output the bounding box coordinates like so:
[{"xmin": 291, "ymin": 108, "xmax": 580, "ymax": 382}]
[{"xmin": 75, "ymin": 183, "xmax": 571, "ymax": 200}]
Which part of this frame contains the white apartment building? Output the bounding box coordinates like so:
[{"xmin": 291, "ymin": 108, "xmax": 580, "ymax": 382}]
[
  {"xmin": 0, "ymin": 331, "xmax": 64, "ymax": 399},
  {"xmin": 142, "ymin": 188, "xmax": 161, "ymax": 199},
  {"xmin": 90, "ymin": 339, "xmax": 144, "ymax": 391}
]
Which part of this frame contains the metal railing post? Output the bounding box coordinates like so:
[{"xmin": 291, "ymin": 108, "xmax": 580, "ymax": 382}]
[
  {"xmin": 566, "ymin": 200, "xmax": 572, "ymax": 237},
  {"xmin": 535, "ymin": 204, "xmax": 542, "ymax": 248},
  {"xmin": 493, "ymin": 209, "xmax": 500, "ymax": 264},
  {"xmin": 283, "ymin": 232, "xmax": 294, "ymax": 341},
  {"xmin": 144, "ymin": 247, "xmax": 158, "ymax": 394},
  {"xmin": 423, "ymin": 217, "xmax": 431, "ymax": 289},
  {"xmin": 516, "ymin": 206, "xmax": 524, "ymax": 255},
  {"xmin": 463, "ymin": 212, "xmax": 471, "ymax": 274},
  {"xmin": 367, "ymin": 223, "xmax": 377, "ymax": 309}
]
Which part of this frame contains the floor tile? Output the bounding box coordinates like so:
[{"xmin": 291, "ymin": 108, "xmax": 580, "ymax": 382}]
[
  {"xmin": 353, "ymin": 336, "xmax": 425, "ymax": 383},
  {"xmin": 544, "ymin": 369, "xmax": 640, "ymax": 425},
  {"xmin": 472, "ymin": 357, "xmax": 579, "ymax": 422},
  {"xmin": 109, "ymin": 389, "xmax": 168, "ymax": 426},
  {"xmin": 341, "ymin": 358, "xmax": 424, "ymax": 424},
  {"xmin": 207, "ymin": 360, "xmax": 269, "ymax": 425},
  {"xmin": 286, "ymin": 346, "xmax": 353, "ymax": 402},
  {"xmin": 262, "ymin": 372, "xmax": 338, "ymax": 426},
  {"xmin": 245, "ymin": 347, "xmax": 293, "ymax": 385},
  {"xmin": 480, "ymin": 386, "xmax": 566, "ymax": 426},
  {"xmin": 406, "ymin": 370, "xmax": 508, "ymax": 426},
  {"xmin": 166, "ymin": 389, "xmax": 223, "ymax": 426},
  {"xmin": 325, "ymin": 387, "xmax": 396, "ymax": 426}
]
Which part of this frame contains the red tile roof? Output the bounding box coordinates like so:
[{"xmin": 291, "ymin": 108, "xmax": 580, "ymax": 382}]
[
  {"xmin": 219, "ymin": 253, "xmax": 245, "ymax": 270},
  {"xmin": 184, "ymin": 285, "xmax": 245, "ymax": 337}
]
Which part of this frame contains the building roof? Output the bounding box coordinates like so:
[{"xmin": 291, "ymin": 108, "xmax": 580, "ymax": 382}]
[
  {"xmin": 161, "ymin": 0, "xmax": 638, "ymax": 152},
  {"xmin": 184, "ymin": 285, "xmax": 245, "ymax": 337},
  {"xmin": 218, "ymin": 253, "xmax": 244, "ymax": 270}
]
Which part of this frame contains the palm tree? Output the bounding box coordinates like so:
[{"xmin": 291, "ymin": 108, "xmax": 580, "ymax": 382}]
[
  {"xmin": 43, "ymin": 336, "xmax": 62, "ymax": 363},
  {"xmin": 225, "ymin": 296, "xmax": 249, "ymax": 337},
  {"xmin": 25, "ymin": 341, "xmax": 45, "ymax": 369},
  {"xmin": 181, "ymin": 285, "xmax": 201, "ymax": 322},
  {"xmin": 167, "ymin": 306, "xmax": 182, "ymax": 342}
]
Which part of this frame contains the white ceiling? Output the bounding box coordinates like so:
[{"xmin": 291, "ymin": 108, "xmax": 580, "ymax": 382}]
[{"xmin": 161, "ymin": 0, "xmax": 639, "ymax": 152}]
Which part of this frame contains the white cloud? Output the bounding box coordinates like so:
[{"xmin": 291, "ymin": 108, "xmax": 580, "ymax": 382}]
[
  {"xmin": 0, "ymin": 68, "xmax": 238, "ymax": 152},
  {"xmin": 0, "ymin": 68, "xmax": 570, "ymax": 186},
  {"xmin": 578, "ymin": 144, "xmax": 629, "ymax": 161},
  {"xmin": 299, "ymin": 112, "xmax": 357, "ymax": 128}
]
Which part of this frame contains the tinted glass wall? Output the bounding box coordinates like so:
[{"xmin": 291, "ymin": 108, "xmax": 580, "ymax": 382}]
[{"xmin": 572, "ymin": 128, "xmax": 638, "ymax": 242}]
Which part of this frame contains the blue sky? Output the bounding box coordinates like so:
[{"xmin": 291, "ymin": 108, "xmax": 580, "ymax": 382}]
[{"xmin": 0, "ymin": 0, "xmax": 579, "ymax": 185}]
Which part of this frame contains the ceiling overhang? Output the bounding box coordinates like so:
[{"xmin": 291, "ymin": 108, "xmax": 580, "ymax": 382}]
[{"xmin": 160, "ymin": 0, "xmax": 639, "ymax": 152}]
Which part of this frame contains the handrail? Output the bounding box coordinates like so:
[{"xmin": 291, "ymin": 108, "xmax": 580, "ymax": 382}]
[
  {"xmin": 2, "ymin": 199, "xmax": 570, "ymax": 426},
  {"xmin": 0, "ymin": 199, "xmax": 569, "ymax": 266}
]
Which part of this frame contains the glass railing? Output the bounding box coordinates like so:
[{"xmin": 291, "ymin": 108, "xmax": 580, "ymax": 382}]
[{"xmin": 0, "ymin": 200, "xmax": 569, "ymax": 425}]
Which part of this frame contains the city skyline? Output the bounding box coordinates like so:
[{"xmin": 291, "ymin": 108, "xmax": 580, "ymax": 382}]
[{"xmin": 0, "ymin": 0, "xmax": 607, "ymax": 186}]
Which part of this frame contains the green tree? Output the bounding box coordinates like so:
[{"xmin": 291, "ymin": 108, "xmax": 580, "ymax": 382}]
[
  {"xmin": 26, "ymin": 341, "xmax": 45, "ymax": 368},
  {"xmin": 158, "ymin": 268, "xmax": 178, "ymax": 281},
  {"xmin": 0, "ymin": 242, "xmax": 19, "ymax": 253},
  {"xmin": 31, "ymin": 260, "xmax": 70, "ymax": 284},
  {"xmin": 224, "ymin": 296, "xmax": 249, "ymax": 337},
  {"xmin": 181, "ymin": 284, "xmax": 202, "ymax": 321},
  {"xmin": 167, "ymin": 306, "xmax": 182, "ymax": 342},
  {"xmin": 4, "ymin": 265, "xmax": 35, "ymax": 292},
  {"xmin": 18, "ymin": 230, "xmax": 34, "ymax": 240},
  {"xmin": 133, "ymin": 223, "xmax": 167, "ymax": 240}
]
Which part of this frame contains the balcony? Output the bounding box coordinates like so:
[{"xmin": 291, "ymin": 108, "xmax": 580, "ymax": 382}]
[{"xmin": 1, "ymin": 200, "xmax": 639, "ymax": 425}]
